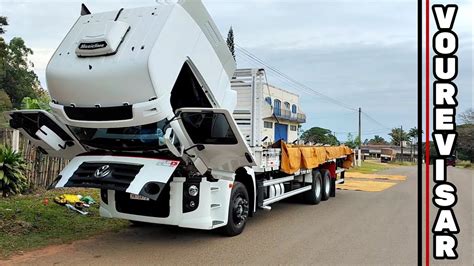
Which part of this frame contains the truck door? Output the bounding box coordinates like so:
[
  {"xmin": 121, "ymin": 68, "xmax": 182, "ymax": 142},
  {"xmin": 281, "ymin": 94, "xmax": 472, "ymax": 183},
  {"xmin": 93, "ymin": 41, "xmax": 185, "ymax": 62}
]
[
  {"xmin": 6, "ymin": 110, "xmax": 86, "ymax": 159},
  {"xmin": 176, "ymin": 108, "xmax": 256, "ymax": 173}
]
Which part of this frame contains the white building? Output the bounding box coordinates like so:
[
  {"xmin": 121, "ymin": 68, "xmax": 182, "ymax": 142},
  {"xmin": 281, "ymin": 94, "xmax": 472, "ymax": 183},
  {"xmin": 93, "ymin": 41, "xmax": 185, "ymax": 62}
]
[{"xmin": 231, "ymin": 68, "xmax": 306, "ymax": 146}]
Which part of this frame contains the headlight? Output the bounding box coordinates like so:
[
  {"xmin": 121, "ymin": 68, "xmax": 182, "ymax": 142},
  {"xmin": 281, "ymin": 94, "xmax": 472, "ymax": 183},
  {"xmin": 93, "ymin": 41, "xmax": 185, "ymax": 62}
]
[{"xmin": 188, "ymin": 185, "xmax": 199, "ymax": 197}]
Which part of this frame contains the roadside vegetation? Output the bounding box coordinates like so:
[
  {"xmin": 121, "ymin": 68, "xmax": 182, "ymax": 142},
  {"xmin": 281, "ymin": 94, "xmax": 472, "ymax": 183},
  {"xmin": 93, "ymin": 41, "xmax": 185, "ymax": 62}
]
[
  {"xmin": 456, "ymin": 160, "xmax": 473, "ymax": 169},
  {"xmin": 388, "ymin": 161, "xmax": 416, "ymax": 166},
  {"xmin": 0, "ymin": 188, "xmax": 128, "ymax": 258},
  {"xmin": 348, "ymin": 160, "xmax": 395, "ymax": 174}
]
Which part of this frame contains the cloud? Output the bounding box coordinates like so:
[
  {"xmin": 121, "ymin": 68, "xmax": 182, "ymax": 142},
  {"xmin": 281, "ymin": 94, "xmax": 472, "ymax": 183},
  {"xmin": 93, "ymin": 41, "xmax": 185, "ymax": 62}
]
[{"xmin": 1, "ymin": 0, "xmax": 471, "ymax": 142}]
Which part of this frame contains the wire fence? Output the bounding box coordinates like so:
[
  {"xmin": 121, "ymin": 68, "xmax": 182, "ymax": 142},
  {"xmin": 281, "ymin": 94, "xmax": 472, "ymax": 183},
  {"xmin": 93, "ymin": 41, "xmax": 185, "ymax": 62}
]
[{"xmin": 0, "ymin": 128, "xmax": 68, "ymax": 189}]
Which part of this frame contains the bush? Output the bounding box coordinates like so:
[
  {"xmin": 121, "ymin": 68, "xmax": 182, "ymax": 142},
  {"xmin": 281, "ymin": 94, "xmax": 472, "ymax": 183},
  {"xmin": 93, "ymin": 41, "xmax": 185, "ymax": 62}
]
[{"xmin": 0, "ymin": 146, "xmax": 27, "ymax": 197}]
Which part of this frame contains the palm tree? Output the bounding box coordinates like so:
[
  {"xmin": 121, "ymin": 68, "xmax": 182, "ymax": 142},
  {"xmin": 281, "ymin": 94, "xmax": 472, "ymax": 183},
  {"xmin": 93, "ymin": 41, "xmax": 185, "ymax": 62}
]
[{"xmin": 408, "ymin": 127, "xmax": 420, "ymax": 162}]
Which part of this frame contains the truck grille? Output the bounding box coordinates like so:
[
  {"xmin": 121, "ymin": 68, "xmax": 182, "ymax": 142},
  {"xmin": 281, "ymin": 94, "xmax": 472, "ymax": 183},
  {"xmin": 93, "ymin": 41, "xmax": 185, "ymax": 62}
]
[{"xmin": 64, "ymin": 162, "xmax": 143, "ymax": 191}]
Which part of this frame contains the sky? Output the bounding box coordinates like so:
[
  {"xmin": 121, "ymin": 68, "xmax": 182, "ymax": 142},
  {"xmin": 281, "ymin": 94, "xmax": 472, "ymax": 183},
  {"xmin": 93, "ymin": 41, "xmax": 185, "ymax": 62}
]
[{"xmin": 0, "ymin": 0, "xmax": 472, "ymax": 142}]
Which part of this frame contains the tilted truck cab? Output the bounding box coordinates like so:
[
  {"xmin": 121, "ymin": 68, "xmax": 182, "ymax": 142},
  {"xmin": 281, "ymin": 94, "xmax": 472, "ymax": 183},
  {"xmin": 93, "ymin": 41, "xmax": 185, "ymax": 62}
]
[{"xmin": 7, "ymin": 0, "xmax": 353, "ymax": 236}]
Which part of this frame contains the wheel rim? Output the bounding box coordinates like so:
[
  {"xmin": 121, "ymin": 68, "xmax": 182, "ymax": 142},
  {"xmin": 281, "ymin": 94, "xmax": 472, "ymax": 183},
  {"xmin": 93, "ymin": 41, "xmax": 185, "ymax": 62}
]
[{"xmin": 232, "ymin": 193, "xmax": 249, "ymax": 227}]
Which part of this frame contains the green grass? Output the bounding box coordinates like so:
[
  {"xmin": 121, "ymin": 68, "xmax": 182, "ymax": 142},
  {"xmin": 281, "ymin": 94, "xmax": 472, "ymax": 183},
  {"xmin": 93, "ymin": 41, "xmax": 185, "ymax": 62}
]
[
  {"xmin": 457, "ymin": 160, "xmax": 473, "ymax": 169},
  {"xmin": 347, "ymin": 160, "xmax": 395, "ymax": 174},
  {"xmin": 388, "ymin": 161, "xmax": 417, "ymax": 166},
  {"xmin": 0, "ymin": 188, "xmax": 128, "ymax": 258}
]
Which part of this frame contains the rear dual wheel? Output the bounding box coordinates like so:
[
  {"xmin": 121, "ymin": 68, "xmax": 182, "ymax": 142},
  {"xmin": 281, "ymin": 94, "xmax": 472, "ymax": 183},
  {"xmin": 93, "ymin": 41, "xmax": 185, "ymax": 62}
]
[
  {"xmin": 304, "ymin": 170, "xmax": 322, "ymax": 204},
  {"xmin": 320, "ymin": 169, "xmax": 331, "ymax": 201}
]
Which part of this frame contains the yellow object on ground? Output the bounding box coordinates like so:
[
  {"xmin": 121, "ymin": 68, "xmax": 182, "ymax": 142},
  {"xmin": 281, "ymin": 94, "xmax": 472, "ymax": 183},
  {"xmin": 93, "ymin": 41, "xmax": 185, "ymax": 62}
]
[
  {"xmin": 337, "ymin": 179, "xmax": 397, "ymax": 192},
  {"xmin": 345, "ymin": 172, "xmax": 407, "ymax": 181},
  {"xmin": 279, "ymin": 142, "xmax": 354, "ymax": 174},
  {"xmin": 54, "ymin": 194, "xmax": 82, "ymax": 205}
]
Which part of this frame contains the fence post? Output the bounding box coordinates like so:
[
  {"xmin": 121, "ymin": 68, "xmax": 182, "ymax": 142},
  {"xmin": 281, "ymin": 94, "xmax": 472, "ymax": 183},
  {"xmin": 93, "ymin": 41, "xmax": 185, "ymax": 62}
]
[{"xmin": 12, "ymin": 129, "xmax": 20, "ymax": 152}]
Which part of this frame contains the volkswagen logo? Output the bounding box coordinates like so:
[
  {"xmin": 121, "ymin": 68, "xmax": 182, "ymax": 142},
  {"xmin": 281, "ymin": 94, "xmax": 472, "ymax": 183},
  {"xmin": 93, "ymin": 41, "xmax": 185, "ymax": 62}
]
[{"xmin": 94, "ymin": 165, "xmax": 111, "ymax": 178}]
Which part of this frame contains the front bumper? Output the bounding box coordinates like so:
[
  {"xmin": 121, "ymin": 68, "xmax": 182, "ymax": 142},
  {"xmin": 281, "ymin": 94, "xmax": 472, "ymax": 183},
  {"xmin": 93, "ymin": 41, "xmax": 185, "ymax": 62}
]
[{"xmin": 99, "ymin": 177, "xmax": 232, "ymax": 230}]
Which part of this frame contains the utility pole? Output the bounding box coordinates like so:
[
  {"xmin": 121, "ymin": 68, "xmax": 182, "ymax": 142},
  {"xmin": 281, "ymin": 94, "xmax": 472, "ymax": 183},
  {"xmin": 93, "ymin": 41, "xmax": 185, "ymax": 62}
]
[
  {"xmin": 358, "ymin": 107, "xmax": 362, "ymax": 166},
  {"xmin": 400, "ymin": 125, "xmax": 403, "ymax": 162}
]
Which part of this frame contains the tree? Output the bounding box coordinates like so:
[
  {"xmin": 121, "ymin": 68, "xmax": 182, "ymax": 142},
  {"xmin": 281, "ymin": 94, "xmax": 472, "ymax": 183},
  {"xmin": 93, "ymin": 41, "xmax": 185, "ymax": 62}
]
[
  {"xmin": 389, "ymin": 127, "xmax": 409, "ymax": 146},
  {"xmin": 301, "ymin": 127, "xmax": 339, "ymax": 145},
  {"xmin": 408, "ymin": 127, "xmax": 418, "ymax": 141},
  {"xmin": 407, "ymin": 127, "xmax": 419, "ymax": 161},
  {"xmin": 454, "ymin": 109, "xmax": 474, "ymax": 162},
  {"xmin": 457, "ymin": 124, "xmax": 474, "ymax": 162},
  {"xmin": 459, "ymin": 108, "xmax": 473, "ymax": 125},
  {"xmin": 226, "ymin": 26, "xmax": 235, "ymax": 60},
  {"xmin": 0, "ymin": 90, "xmax": 12, "ymax": 111},
  {"xmin": 0, "ymin": 18, "xmax": 42, "ymax": 108},
  {"xmin": 21, "ymin": 96, "xmax": 50, "ymax": 111},
  {"xmin": 367, "ymin": 135, "xmax": 388, "ymax": 145},
  {"xmin": 0, "ymin": 16, "xmax": 7, "ymax": 35},
  {"xmin": 345, "ymin": 133, "xmax": 360, "ymax": 149}
]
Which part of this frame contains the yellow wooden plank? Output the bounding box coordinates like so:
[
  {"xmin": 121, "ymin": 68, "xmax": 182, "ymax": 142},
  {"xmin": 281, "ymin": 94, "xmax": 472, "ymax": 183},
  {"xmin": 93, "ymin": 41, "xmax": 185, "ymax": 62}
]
[
  {"xmin": 345, "ymin": 172, "xmax": 407, "ymax": 181},
  {"xmin": 337, "ymin": 179, "xmax": 397, "ymax": 192}
]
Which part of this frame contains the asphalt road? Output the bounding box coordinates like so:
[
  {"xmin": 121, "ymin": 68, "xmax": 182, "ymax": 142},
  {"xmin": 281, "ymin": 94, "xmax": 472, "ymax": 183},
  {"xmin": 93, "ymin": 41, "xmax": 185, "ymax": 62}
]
[{"xmin": 7, "ymin": 166, "xmax": 473, "ymax": 265}]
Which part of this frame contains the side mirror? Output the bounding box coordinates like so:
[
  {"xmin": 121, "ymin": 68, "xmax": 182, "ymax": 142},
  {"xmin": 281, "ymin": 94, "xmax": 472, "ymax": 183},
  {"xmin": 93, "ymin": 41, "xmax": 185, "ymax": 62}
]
[
  {"xmin": 164, "ymin": 127, "xmax": 183, "ymax": 157},
  {"xmin": 35, "ymin": 126, "xmax": 66, "ymax": 151}
]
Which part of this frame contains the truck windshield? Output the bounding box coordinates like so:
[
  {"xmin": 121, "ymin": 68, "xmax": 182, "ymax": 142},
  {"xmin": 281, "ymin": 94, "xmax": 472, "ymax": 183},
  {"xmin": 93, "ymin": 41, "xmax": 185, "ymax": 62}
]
[{"xmin": 69, "ymin": 120, "xmax": 168, "ymax": 151}]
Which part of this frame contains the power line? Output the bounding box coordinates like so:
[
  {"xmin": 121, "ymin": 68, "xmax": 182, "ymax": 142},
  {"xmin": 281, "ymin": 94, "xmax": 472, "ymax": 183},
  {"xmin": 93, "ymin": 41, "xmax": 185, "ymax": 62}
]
[
  {"xmin": 235, "ymin": 45, "xmax": 398, "ymax": 134},
  {"xmin": 361, "ymin": 111, "xmax": 392, "ymax": 130},
  {"xmin": 236, "ymin": 45, "xmax": 359, "ymax": 112}
]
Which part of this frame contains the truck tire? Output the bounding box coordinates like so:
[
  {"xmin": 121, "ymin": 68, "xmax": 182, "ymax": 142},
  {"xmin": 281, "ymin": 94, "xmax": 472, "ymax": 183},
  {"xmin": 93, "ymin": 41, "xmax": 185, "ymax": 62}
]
[
  {"xmin": 320, "ymin": 169, "xmax": 331, "ymax": 201},
  {"xmin": 222, "ymin": 181, "xmax": 249, "ymax": 236},
  {"xmin": 329, "ymin": 178, "xmax": 336, "ymax": 197},
  {"xmin": 304, "ymin": 170, "xmax": 322, "ymax": 205}
]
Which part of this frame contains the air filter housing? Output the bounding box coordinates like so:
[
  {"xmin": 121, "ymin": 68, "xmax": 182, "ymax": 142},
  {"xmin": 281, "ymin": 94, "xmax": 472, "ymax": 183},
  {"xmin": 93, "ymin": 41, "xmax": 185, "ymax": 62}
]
[{"xmin": 75, "ymin": 20, "xmax": 130, "ymax": 57}]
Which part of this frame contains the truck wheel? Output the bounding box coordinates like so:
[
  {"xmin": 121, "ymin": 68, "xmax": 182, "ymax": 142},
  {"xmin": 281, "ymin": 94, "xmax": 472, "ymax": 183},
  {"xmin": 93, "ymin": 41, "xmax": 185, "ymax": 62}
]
[
  {"xmin": 304, "ymin": 170, "xmax": 322, "ymax": 205},
  {"xmin": 329, "ymin": 178, "xmax": 336, "ymax": 197},
  {"xmin": 222, "ymin": 181, "xmax": 249, "ymax": 236},
  {"xmin": 320, "ymin": 169, "xmax": 331, "ymax": 201}
]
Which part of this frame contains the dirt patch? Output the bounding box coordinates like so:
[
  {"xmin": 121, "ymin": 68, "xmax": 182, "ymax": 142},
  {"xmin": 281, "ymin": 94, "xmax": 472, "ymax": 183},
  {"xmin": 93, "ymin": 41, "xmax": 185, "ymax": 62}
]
[{"xmin": 0, "ymin": 219, "xmax": 34, "ymax": 236}]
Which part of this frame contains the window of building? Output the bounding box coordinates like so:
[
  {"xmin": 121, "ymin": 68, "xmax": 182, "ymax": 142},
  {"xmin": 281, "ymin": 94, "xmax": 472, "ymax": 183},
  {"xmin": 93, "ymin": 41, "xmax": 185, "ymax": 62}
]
[
  {"xmin": 273, "ymin": 99, "xmax": 281, "ymax": 116},
  {"xmin": 265, "ymin": 97, "xmax": 272, "ymax": 105},
  {"xmin": 290, "ymin": 125, "xmax": 297, "ymax": 131},
  {"xmin": 292, "ymin": 104, "xmax": 297, "ymax": 113},
  {"xmin": 264, "ymin": 121, "xmax": 273, "ymax": 129},
  {"xmin": 284, "ymin": 102, "xmax": 290, "ymax": 110}
]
